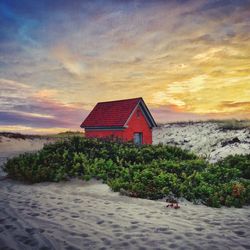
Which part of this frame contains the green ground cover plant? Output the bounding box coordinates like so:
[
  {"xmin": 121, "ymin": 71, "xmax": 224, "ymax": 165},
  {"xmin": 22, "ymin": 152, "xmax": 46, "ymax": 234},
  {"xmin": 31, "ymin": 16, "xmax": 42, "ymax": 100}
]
[{"xmin": 3, "ymin": 137, "xmax": 250, "ymax": 208}]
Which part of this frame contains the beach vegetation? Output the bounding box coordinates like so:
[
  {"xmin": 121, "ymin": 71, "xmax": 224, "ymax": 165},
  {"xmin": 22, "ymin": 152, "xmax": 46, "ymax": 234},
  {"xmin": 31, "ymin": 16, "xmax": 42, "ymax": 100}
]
[{"xmin": 3, "ymin": 137, "xmax": 250, "ymax": 208}]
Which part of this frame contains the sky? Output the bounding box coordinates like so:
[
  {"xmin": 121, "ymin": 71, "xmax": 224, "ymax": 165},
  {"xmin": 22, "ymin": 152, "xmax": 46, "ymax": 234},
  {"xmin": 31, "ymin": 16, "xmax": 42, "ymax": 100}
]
[{"xmin": 0, "ymin": 0, "xmax": 250, "ymax": 134}]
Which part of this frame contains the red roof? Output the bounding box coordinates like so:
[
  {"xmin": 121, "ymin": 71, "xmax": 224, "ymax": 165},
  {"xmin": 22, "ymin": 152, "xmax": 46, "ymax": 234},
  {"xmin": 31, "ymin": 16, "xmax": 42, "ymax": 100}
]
[{"xmin": 81, "ymin": 97, "xmax": 142, "ymax": 128}]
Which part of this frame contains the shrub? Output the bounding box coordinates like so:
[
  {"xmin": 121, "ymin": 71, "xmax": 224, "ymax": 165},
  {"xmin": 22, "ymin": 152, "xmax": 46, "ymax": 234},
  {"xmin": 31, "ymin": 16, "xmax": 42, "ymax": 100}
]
[
  {"xmin": 3, "ymin": 136, "xmax": 250, "ymax": 207},
  {"xmin": 217, "ymin": 154, "xmax": 250, "ymax": 179}
]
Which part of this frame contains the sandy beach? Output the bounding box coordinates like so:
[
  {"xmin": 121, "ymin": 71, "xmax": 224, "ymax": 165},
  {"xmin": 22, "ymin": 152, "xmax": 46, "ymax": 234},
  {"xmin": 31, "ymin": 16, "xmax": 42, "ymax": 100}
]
[
  {"xmin": 0, "ymin": 135, "xmax": 250, "ymax": 250},
  {"xmin": 0, "ymin": 178, "xmax": 249, "ymax": 250}
]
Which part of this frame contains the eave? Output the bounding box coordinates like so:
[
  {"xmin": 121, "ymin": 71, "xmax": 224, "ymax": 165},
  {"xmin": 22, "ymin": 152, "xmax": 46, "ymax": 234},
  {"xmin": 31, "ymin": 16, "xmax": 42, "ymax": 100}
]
[{"xmin": 81, "ymin": 126, "xmax": 125, "ymax": 131}]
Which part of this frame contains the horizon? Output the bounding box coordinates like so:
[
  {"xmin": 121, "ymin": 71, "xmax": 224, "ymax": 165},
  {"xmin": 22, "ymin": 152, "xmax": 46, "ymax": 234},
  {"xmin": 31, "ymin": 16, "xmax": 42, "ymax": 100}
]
[
  {"xmin": 1, "ymin": 0, "xmax": 250, "ymax": 134},
  {"xmin": 0, "ymin": 118, "xmax": 249, "ymax": 135}
]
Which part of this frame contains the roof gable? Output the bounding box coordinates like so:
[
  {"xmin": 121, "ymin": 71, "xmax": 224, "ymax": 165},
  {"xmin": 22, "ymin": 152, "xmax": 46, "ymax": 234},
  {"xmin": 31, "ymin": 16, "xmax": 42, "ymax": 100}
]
[{"xmin": 80, "ymin": 97, "xmax": 157, "ymax": 128}]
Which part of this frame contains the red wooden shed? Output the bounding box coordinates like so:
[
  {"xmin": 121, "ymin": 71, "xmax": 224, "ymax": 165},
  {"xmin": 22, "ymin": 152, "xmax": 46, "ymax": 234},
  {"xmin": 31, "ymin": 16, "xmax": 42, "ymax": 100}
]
[{"xmin": 80, "ymin": 97, "xmax": 157, "ymax": 144}]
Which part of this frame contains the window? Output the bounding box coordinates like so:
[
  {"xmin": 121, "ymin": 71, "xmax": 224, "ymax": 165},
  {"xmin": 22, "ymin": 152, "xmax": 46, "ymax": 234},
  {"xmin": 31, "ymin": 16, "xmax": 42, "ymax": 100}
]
[
  {"xmin": 136, "ymin": 110, "xmax": 140, "ymax": 117},
  {"xmin": 134, "ymin": 132, "xmax": 143, "ymax": 145}
]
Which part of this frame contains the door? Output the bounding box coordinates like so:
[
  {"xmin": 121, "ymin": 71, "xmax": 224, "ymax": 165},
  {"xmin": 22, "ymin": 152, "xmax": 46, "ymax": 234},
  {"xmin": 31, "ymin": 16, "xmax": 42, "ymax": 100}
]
[{"xmin": 134, "ymin": 132, "xmax": 143, "ymax": 145}]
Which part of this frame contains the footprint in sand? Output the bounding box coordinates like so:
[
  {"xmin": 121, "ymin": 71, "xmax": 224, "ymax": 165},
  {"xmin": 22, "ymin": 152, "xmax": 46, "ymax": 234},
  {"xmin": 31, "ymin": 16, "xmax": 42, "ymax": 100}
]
[
  {"xmin": 206, "ymin": 234, "xmax": 214, "ymax": 239},
  {"xmin": 65, "ymin": 245, "xmax": 79, "ymax": 250},
  {"xmin": 96, "ymin": 220, "xmax": 104, "ymax": 225},
  {"xmin": 14, "ymin": 235, "xmax": 38, "ymax": 247},
  {"xmin": 101, "ymin": 237, "xmax": 112, "ymax": 246},
  {"xmin": 168, "ymin": 243, "xmax": 178, "ymax": 248},
  {"xmin": 130, "ymin": 221, "xmax": 139, "ymax": 225},
  {"xmin": 130, "ymin": 239, "xmax": 137, "ymax": 244},
  {"xmin": 30, "ymin": 212, "xmax": 40, "ymax": 217},
  {"xmin": 80, "ymin": 233, "xmax": 89, "ymax": 238},
  {"xmin": 203, "ymin": 219, "xmax": 210, "ymax": 223},
  {"xmin": 154, "ymin": 227, "xmax": 169, "ymax": 233},
  {"xmin": 120, "ymin": 241, "xmax": 130, "ymax": 247},
  {"xmin": 184, "ymin": 232, "xmax": 193, "ymax": 237},
  {"xmin": 39, "ymin": 246, "xmax": 51, "ymax": 250},
  {"xmin": 73, "ymin": 199, "xmax": 82, "ymax": 203},
  {"xmin": 111, "ymin": 224, "xmax": 120, "ymax": 229},
  {"xmin": 25, "ymin": 227, "xmax": 36, "ymax": 235},
  {"xmin": 71, "ymin": 214, "xmax": 80, "ymax": 218},
  {"xmin": 210, "ymin": 221, "xmax": 220, "ymax": 226},
  {"xmin": 130, "ymin": 225, "xmax": 138, "ymax": 230},
  {"xmin": 241, "ymin": 244, "xmax": 250, "ymax": 249},
  {"xmin": 138, "ymin": 247, "xmax": 147, "ymax": 250},
  {"xmin": 123, "ymin": 234, "xmax": 131, "ymax": 239},
  {"xmin": 234, "ymin": 230, "xmax": 245, "ymax": 237},
  {"xmin": 114, "ymin": 232, "xmax": 122, "ymax": 237},
  {"xmin": 4, "ymin": 224, "xmax": 16, "ymax": 231},
  {"xmin": 174, "ymin": 235, "xmax": 183, "ymax": 240},
  {"xmin": 49, "ymin": 208, "xmax": 58, "ymax": 212}
]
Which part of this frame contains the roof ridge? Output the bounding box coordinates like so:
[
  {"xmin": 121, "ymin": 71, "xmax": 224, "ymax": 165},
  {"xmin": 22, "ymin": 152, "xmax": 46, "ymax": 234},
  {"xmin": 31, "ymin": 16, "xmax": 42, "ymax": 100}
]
[{"xmin": 97, "ymin": 97, "xmax": 142, "ymax": 104}]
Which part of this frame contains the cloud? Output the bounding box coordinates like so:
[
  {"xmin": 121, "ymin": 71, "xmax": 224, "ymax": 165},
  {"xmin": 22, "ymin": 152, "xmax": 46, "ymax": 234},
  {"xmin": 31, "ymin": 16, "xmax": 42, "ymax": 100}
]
[
  {"xmin": 1, "ymin": 0, "xmax": 250, "ymax": 131},
  {"xmin": 0, "ymin": 111, "xmax": 69, "ymax": 128},
  {"xmin": 219, "ymin": 101, "xmax": 250, "ymax": 112},
  {"xmin": 0, "ymin": 78, "xmax": 88, "ymax": 131},
  {"xmin": 52, "ymin": 45, "xmax": 86, "ymax": 77}
]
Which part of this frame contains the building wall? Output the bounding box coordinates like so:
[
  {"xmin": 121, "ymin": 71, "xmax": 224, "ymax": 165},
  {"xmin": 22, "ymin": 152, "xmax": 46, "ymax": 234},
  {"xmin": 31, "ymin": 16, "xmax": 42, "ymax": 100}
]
[
  {"xmin": 85, "ymin": 129, "xmax": 124, "ymax": 139},
  {"xmin": 85, "ymin": 106, "xmax": 152, "ymax": 144},
  {"xmin": 123, "ymin": 106, "xmax": 152, "ymax": 144}
]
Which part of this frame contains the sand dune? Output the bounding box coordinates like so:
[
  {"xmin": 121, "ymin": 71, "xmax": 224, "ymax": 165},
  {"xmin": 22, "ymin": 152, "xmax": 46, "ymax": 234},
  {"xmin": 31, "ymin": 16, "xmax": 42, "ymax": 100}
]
[
  {"xmin": 0, "ymin": 136, "xmax": 53, "ymax": 177},
  {"xmin": 153, "ymin": 122, "xmax": 250, "ymax": 162},
  {"xmin": 0, "ymin": 134, "xmax": 250, "ymax": 249}
]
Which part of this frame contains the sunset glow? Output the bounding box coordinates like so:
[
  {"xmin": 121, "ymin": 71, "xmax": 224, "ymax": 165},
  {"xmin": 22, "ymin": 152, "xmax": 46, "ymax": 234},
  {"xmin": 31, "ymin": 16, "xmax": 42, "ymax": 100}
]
[{"xmin": 0, "ymin": 0, "xmax": 250, "ymax": 133}]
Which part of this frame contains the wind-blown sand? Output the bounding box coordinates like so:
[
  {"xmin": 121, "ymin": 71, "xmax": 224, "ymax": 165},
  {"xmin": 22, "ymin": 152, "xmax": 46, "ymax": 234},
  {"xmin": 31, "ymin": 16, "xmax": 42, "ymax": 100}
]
[{"xmin": 0, "ymin": 134, "xmax": 250, "ymax": 249}]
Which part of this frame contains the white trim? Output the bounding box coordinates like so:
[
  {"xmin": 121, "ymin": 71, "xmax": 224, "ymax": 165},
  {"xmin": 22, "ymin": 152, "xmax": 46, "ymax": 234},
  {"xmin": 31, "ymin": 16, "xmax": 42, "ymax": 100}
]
[
  {"xmin": 124, "ymin": 103, "xmax": 140, "ymax": 127},
  {"xmin": 139, "ymin": 99, "xmax": 157, "ymax": 127},
  {"xmin": 124, "ymin": 100, "xmax": 157, "ymax": 128}
]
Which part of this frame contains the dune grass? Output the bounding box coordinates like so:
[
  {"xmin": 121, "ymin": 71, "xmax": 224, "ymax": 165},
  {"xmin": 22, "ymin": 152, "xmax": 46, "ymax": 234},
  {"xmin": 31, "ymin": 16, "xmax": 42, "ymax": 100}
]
[
  {"xmin": 216, "ymin": 119, "xmax": 250, "ymax": 130},
  {"xmin": 158, "ymin": 119, "xmax": 250, "ymax": 130},
  {"xmin": 0, "ymin": 131, "xmax": 84, "ymax": 140}
]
